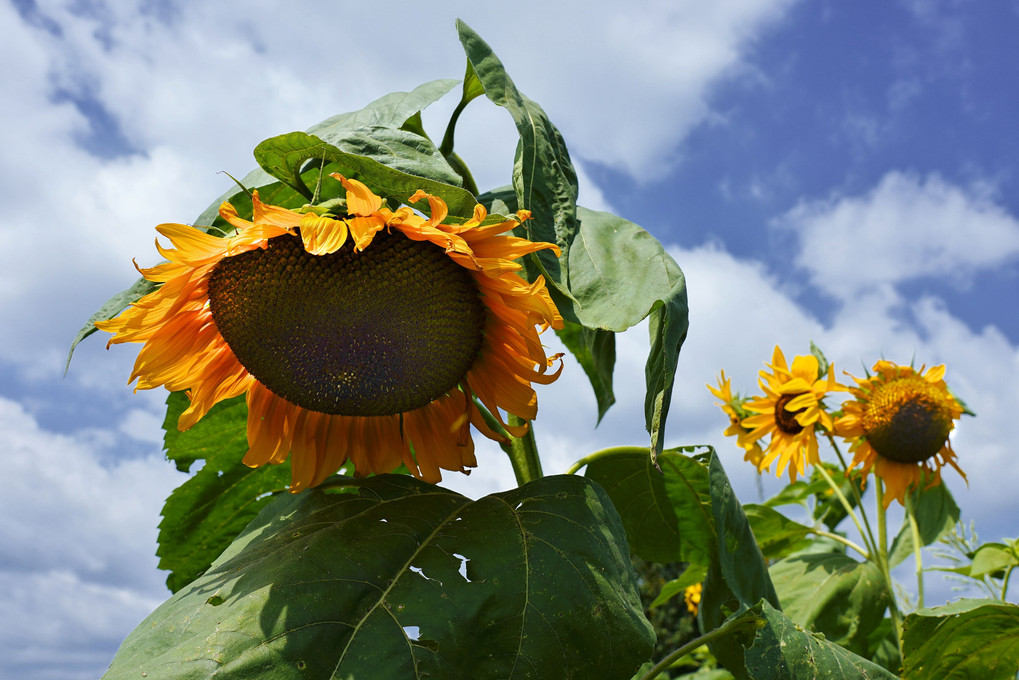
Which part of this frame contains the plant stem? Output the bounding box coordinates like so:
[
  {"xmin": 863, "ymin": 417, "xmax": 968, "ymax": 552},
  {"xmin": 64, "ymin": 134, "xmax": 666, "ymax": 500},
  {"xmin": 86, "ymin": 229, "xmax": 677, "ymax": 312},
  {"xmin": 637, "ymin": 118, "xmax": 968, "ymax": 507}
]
[
  {"xmin": 1002, "ymin": 566, "xmax": 1015, "ymax": 602},
  {"xmin": 827, "ymin": 435, "xmax": 880, "ymax": 557},
  {"xmin": 905, "ymin": 490, "xmax": 925, "ymax": 609},
  {"xmin": 813, "ymin": 463, "xmax": 876, "ymax": 558},
  {"xmin": 638, "ymin": 615, "xmax": 765, "ymax": 680},
  {"xmin": 875, "ymin": 479, "xmax": 904, "ymax": 648},
  {"xmin": 811, "ymin": 529, "xmax": 870, "ymax": 560},
  {"xmin": 505, "ymin": 415, "xmax": 543, "ymax": 485},
  {"xmin": 564, "ymin": 446, "xmax": 651, "ymax": 475}
]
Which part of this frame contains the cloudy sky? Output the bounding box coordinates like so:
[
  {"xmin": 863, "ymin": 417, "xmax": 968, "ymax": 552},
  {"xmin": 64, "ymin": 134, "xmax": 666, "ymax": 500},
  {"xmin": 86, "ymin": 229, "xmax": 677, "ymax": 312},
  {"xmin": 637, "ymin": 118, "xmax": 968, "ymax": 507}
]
[{"xmin": 4, "ymin": 0, "xmax": 1019, "ymax": 677}]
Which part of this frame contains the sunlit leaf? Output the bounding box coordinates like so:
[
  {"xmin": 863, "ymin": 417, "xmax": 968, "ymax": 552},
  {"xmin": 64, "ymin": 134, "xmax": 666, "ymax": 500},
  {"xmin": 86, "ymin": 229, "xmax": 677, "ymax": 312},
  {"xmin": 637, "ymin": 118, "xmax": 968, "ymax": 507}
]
[
  {"xmin": 742, "ymin": 504, "xmax": 814, "ymax": 561},
  {"xmin": 104, "ymin": 475, "xmax": 655, "ymax": 680},
  {"xmin": 902, "ymin": 599, "xmax": 1019, "ymax": 679}
]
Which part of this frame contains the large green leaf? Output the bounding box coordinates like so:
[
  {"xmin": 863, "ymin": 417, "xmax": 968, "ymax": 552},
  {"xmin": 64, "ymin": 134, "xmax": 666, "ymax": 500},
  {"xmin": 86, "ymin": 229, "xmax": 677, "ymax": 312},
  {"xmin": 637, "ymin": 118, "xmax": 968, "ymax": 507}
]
[
  {"xmin": 701, "ymin": 455, "xmax": 779, "ymax": 680},
  {"xmin": 742, "ymin": 504, "xmax": 814, "ymax": 561},
  {"xmin": 768, "ymin": 553, "xmax": 889, "ymax": 656},
  {"xmin": 901, "ymin": 599, "xmax": 1019, "ymax": 679},
  {"xmin": 104, "ymin": 474, "xmax": 655, "ymax": 680},
  {"xmin": 457, "ymin": 19, "xmax": 578, "ymax": 292},
  {"xmin": 158, "ymin": 392, "xmax": 292, "ymax": 593},
  {"xmin": 308, "ymin": 79, "xmax": 459, "ymax": 140},
  {"xmin": 737, "ymin": 601, "xmax": 898, "ymax": 679},
  {"xmin": 252, "ymin": 130, "xmax": 478, "ymax": 216},
  {"xmin": 887, "ymin": 482, "xmax": 960, "ymax": 568},
  {"xmin": 583, "ymin": 446, "xmax": 714, "ymax": 565}
]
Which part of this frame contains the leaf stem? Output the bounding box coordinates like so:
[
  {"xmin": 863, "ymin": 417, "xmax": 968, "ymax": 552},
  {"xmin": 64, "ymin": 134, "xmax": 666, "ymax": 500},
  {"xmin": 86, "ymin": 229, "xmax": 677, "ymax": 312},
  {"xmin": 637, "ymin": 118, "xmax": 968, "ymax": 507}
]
[
  {"xmin": 505, "ymin": 415, "xmax": 543, "ymax": 485},
  {"xmin": 905, "ymin": 490, "xmax": 925, "ymax": 609},
  {"xmin": 813, "ymin": 463, "xmax": 876, "ymax": 558},
  {"xmin": 811, "ymin": 529, "xmax": 871, "ymax": 560},
  {"xmin": 1002, "ymin": 565, "xmax": 1015, "ymax": 602},
  {"xmin": 827, "ymin": 434, "xmax": 880, "ymax": 557},
  {"xmin": 564, "ymin": 446, "xmax": 651, "ymax": 475},
  {"xmin": 637, "ymin": 615, "xmax": 765, "ymax": 680}
]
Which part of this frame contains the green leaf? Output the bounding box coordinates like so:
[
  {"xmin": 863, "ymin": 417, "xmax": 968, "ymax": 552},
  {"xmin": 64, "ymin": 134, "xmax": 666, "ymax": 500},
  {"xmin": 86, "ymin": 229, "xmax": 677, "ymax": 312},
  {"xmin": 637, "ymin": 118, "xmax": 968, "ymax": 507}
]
[
  {"xmin": 556, "ymin": 321, "xmax": 616, "ymax": 422},
  {"xmin": 158, "ymin": 392, "xmax": 292, "ymax": 593},
  {"xmin": 768, "ymin": 553, "xmax": 889, "ymax": 656},
  {"xmin": 742, "ymin": 504, "xmax": 814, "ymax": 561},
  {"xmin": 104, "ymin": 474, "xmax": 655, "ymax": 680},
  {"xmin": 583, "ymin": 446, "xmax": 714, "ymax": 565},
  {"xmin": 65, "ymin": 276, "xmax": 157, "ymax": 373},
  {"xmin": 700, "ymin": 455, "xmax": 779, "ymax": 680},
  {"xmin": 252, "ymin": 130, "xmax": 478, "ymax": 215},
  {"xmin": 567, "ymin": 207, "xmax": 688, "ymax": 460},
  {"xmin": 888, "ymin": 482, "xmax": 960, "ymax": 568},
  {"xmin": 308, "ymin": 79, "xmax": 459, "ymax": 138},
  {"xmin": 738, "ymin": 600, "xmax": 898, "ymax": 679},
  {"xmin": 456, "ymin": 19, "xmax": 578, "ymax": 292},
  {"xmin": 762, "ymin": 480, "xmax": 825, "ymax": 509},
  {"xmin": 969, "ymin": 542, "xmax": 1019, "ymax": 579},
  {"xmin": 902, "ymin": 599, "xmax": 1019, "ymax": 680}
]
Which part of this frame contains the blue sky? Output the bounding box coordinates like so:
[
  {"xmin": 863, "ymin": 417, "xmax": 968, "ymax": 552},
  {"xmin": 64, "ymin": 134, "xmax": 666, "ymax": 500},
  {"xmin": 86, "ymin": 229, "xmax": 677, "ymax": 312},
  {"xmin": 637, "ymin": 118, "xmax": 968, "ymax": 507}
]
[{"xmin": 3, "ymin": 1, "xmax": 1019, "ymax": 678}]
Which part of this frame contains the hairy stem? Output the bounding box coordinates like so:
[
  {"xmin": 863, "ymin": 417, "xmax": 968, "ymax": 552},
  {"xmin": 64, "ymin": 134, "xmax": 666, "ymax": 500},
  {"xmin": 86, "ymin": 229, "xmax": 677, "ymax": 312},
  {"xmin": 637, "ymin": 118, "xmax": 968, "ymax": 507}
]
[{"xmin": 638, "ymin": 615, "xmax": 765, "ymax": 680}]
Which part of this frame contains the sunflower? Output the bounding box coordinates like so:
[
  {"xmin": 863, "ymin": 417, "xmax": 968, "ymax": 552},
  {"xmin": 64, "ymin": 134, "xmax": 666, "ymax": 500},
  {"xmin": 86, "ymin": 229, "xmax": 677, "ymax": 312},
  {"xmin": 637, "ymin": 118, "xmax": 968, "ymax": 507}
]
[
  {"xmin": 98, "ymin": 174, "xmax": 563, "ymax": 490},
  {"xmin": 707, "ymin": 371, "xmax": 766, "ymax": 470},
  {"xmin": 739, "ymin": 346, "xmax": 845, "ymax": 482},
  {"xmin": 684, "ymin": 583, "xmax": 702, "ymax": 617},
  {"xmin": 836, "ymin": 361, "xmax": 965, "ymax": 508}
]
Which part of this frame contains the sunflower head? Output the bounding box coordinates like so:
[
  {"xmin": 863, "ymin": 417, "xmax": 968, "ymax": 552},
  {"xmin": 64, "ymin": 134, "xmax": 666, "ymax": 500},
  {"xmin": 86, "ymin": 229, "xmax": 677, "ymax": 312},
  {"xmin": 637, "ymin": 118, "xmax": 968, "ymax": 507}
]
[
  {"xmin": 837, "ymin": 361, "xmax": 966, "ymax": 508},
  {"xmin": 738, "ymin": 346, "xmax": 846, "ymax": 482},
  {"xmin": 707, "ymin": 372, "xmax": 766, "ymax": 469},
  {"xmin": 98, "ymin": 175, "xmax": 564, "ymax": 490}
]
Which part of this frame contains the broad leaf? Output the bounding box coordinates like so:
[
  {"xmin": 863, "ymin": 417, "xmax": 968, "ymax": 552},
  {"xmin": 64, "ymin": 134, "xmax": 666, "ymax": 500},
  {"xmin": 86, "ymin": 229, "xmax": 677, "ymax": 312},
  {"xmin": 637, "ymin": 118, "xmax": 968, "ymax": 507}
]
[
  {"xmin": 742, "ymin": 504, "xmax": 814, "ymax": 561},
  {"xmin": 738, "ymin": 601, "xmax": 898, "ymax": 679},
  {"xmin": 308, "ymin": 79, "xmax": 459, "ymax": 140},
  {"xmin": 158, "ymin": 392, "xmax": 292, "ymax": 593},
  {"xmin": 104, "ymin": 475, "xmax": 655, "ymax": 680},
  {"xmin": 583, "ymin": 446, "xmax": 714, "ymax": 566},
  {"xmin": 888, "ymin": 482, "xmax": 960, "ymax": 568},
  {"xmin": 902, "ymin": 599, "xmax": 1019, "ymax": 679},
  {"xmin": 768, "ymin": 553, "xmax": 889, "ymax": 656},
  {"xmin": 970, "ymin": 542, "xmax": 1019, "ymax": 579},
  {"xmin": 457, "ymin": 19, "xmax": 578, "ymax": 292},
  {"xmin": 253, "ymin": 130, "xmax": 478, "ymax": 216}
]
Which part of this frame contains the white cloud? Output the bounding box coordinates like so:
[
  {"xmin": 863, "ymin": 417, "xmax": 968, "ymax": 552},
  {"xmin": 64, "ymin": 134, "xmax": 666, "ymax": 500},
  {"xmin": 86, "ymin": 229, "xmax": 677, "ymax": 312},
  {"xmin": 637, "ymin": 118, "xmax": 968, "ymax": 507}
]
[
  {"xmin": 0, "ymin": 396, "xmax": 180, "ymax": 678},
  {"xmin": 776, "ymin": 171, "xmax": 1019, "ymax": 300}
]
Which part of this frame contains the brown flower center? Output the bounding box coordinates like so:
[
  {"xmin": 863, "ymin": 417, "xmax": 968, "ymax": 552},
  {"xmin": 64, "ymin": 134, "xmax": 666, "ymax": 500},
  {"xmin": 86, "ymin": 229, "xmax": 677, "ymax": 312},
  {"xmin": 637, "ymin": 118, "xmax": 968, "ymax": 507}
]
[
  {"xmin": 861, "ymin": 376, "xmax": 954, "ymax": 463},
  {"xmin": 774, "ymin": 394, "xmax": 806, "ymax": 434},
  {"xmin": 207, "ymin": 230, "xmax": 486, "ymax": 416}
]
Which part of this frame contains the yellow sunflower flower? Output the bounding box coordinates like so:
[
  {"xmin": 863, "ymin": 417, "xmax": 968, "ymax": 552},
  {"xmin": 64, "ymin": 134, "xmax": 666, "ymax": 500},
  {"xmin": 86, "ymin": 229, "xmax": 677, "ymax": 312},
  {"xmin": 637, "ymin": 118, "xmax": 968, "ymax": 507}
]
[
  {"xmin": 684, "ymin": 583, "xmax": 702, "ymax": 617},
  {"xmin": 707, "ymin": 371, "xmax": 766, "ymax": 470},
  {"xmin": 739, "ymin": 346, "xmax": 845, "ymax": 482},
  {"xmin": 836, "ymin": 361, "xmax": 965, "ymax": 508},
  {"xmin": 98, "ymin": 174, "xmax": 564, "ymax": 491}
]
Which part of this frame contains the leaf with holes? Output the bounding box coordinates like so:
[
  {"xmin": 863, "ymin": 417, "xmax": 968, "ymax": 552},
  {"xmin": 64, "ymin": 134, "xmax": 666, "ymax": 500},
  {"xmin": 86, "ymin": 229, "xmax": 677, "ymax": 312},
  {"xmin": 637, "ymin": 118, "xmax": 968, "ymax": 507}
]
[{"xmin": 103, "ymin": 474, "xmax": 655, "ymax": 680}]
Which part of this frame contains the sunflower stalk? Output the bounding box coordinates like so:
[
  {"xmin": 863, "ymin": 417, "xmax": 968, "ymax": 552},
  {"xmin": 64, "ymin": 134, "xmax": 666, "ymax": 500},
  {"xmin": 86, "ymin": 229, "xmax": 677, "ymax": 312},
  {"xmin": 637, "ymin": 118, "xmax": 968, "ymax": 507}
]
[
  {"xmin": 905, "ymin": 490, "xmax": 925, "ymax": 608},
  {"xmin": 636, "ymin": 614, "xmax": 766, "ymax": 680},
  {"xmin": 875, "ymin": 478, "xmax": 905, "ymax": 649},
  {"xmin": 505, "ymin": 414, "xmax": 544, "ymax": 485}
]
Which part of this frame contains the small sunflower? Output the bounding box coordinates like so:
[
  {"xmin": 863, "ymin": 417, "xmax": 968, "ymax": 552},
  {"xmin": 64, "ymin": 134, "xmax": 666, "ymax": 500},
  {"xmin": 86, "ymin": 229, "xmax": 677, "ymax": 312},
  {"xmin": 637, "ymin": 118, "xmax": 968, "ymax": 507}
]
[
  {"xmin": 98, "ymin": 174, "xmax": 563, "ymax": 490},
  {"xmin": 707, "ymin": 371, "xmax": 766, "ymax": 470},
  {"xmin": 684, "ymin": 583, "xmax": 702, "ymax": 617},
  {"xmin": 836, "ymin": 361, "xmax": 965, "ymax": 508},
  {"xmin": 739, "ymin": 346, "xmax": 845, "ymax": 482}
]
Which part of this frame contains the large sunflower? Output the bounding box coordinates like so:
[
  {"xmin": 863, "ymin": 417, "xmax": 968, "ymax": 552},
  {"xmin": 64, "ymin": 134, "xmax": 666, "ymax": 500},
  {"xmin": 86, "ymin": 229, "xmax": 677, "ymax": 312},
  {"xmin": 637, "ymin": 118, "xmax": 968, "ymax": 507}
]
[
  {"xmin": 707, "ymin": 371, "xmax": 766, "ymax": 470},
  {"xmin": 98, "ymin": 174, "xmax": 563, "ymax": 490},
  {"xmin": 836, "ymin": 361, "xmax": 965, "ymax": 508},
  {"xmin": 739, "ymin": 346, "xmax": 844, "ymax": 482}
]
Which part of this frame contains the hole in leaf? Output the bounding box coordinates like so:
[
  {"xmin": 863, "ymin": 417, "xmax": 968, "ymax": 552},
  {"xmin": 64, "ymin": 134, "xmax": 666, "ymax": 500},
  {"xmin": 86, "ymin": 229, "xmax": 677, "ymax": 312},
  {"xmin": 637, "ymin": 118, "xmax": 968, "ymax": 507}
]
[
  {"xmin": 206, "ymin": 595, "xmax": 224, "ymax": 606},
  {"xmin": 410, "ymin": 566, "xmax": 442, "ymax": 585},
  {"xmin": 403, "ymin": 625, "xmax": 420, "ymax": 640},
  {"xmin": 453, "ymin": 553, "xmax": 471, "ymax": 582}
]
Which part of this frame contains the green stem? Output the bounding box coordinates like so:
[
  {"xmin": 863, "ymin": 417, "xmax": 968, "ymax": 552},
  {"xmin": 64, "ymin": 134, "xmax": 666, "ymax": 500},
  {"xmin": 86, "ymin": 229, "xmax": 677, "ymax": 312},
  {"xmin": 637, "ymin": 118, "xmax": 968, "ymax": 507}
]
[
  {"xmin": 811, "ymin": 529, "xmax": 870, "ymax": 560},
  {"xmin": 875, "ymin": 479, "xmax": 904, "ymax": 648},
  {"xmin": 1002, "ymin": 566, "xmax": 1015, "ymax": 602},
  {"xmin": 827, "ymin": 435, "xmax": 880, "ymax": 557},
  {"xmin": 813, "ymin": 463, "xmax": 876, "ymax": 558},
  {"xmin": 564, "ymin": 446, "xmax": 650, "ymax": 475},
  {"xmin": 505, "ymin": 415, "xmax": 543, "ymax": 486},
  {"xmin": 905, "ymin": 490, "xmax": 925, "ymax": 609},
  {"xmin": 638, "ymin": 615, "xmax": 765, "ymax": 680}
]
